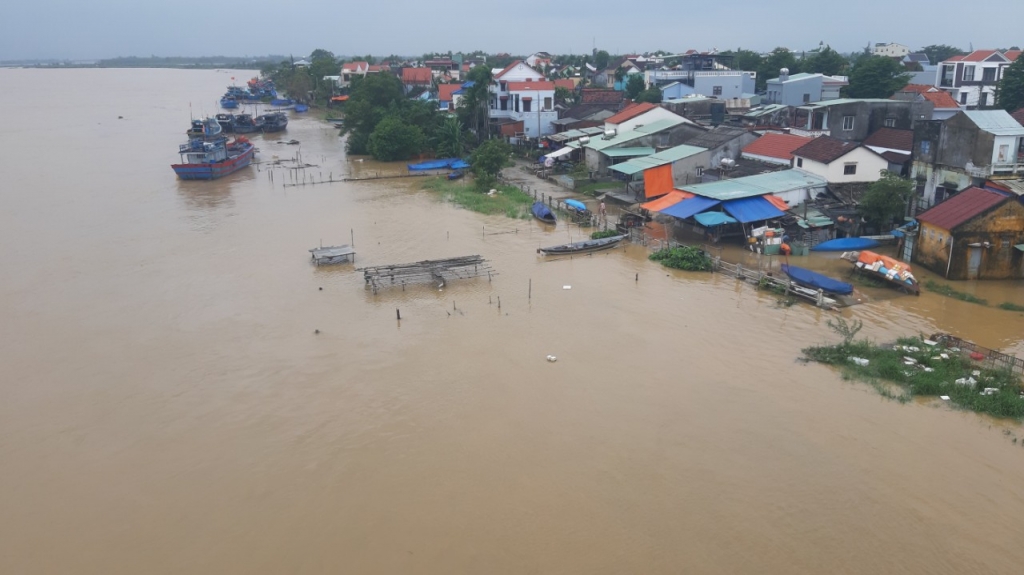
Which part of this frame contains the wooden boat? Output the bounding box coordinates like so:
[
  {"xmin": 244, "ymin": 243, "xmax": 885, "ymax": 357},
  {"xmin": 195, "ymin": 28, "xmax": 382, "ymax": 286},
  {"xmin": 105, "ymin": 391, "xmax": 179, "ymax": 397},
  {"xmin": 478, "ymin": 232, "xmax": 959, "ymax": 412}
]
[
  {"xmin": 840, "ymin": 250, "xmax": 920, "ymax": 294},
  {"xmin": 538, "ymin": 234, "xmax": 625, "ymax": 255},
  {"xmin": 532, "ymin": 201, "xmax": 557, "ymax": 224},
  {"xmin": 781, "ymin": 264, "xmax": 854, "ymax": 295}
]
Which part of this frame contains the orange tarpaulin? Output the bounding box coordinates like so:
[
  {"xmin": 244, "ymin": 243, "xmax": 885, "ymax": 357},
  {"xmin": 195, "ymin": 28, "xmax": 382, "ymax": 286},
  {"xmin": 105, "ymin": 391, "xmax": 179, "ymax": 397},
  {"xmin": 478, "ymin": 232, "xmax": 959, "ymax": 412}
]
[
  {"xmin": 643, "ymin": 164, "xmax": 675, "ymax": 199},
  {"xmin": 331, "ymin": 95, "xmax": 350, "ymax": 102},
  {"xmin": 641, "ymin": 190, "xmax": 693, "ymax": 211},
  {"xmin": 764, "ymin": 195, "xmax": 790, "ymax": 211}
]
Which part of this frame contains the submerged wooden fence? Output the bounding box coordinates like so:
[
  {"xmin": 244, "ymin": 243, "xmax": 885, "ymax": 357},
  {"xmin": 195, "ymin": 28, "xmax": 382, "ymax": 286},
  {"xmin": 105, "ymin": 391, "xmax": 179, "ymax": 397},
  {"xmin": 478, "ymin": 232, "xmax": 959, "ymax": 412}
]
[{"xmin": 930, "ymin": 334, "xmax": 1024, "ymax": 375}]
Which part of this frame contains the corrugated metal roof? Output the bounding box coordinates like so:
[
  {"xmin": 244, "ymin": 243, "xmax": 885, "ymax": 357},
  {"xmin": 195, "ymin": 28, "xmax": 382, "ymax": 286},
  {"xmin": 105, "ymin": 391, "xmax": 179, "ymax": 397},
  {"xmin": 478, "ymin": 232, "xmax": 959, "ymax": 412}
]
[
  {"xmin": 743, "ymin": 104, "xmax": 788, "ymax": 118},
  {"xmin": 583, "ymin": 117, "xmax": 687, "ymax": 151},
  {"xmin": 916, "ymin": 187, "xmax": 1008, "ymax": 230},
  {"xmin": 608, "ymin": 144, "xmax": 707, "ymax": 175},
  {"xmin": 604, "ymin": 147, "xmax": 657, "ymax": 158},
  {"xmin": 797, "ymin": 98, "xmax": 895, "ymax": 109},
  {"xmin": 963, "ymin": 110, "xmax": 1024, "ymax": 136},
  {"xmin": 680, "ymin": 169, "xmax": 827, "ymax": 201}
]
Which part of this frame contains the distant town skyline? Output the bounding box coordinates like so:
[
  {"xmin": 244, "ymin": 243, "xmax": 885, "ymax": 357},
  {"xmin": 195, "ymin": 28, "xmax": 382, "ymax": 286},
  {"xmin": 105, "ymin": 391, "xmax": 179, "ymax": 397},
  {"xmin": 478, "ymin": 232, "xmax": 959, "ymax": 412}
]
[{"xmin": 1, "ymin": 0, "xmax": 1021, "ymax": 61}]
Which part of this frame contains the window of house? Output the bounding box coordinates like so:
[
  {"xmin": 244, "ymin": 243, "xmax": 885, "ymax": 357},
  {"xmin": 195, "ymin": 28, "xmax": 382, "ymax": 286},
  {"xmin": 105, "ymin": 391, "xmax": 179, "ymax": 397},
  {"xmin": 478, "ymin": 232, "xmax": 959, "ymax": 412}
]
[
  {"xmin": 982, "ymin": 67, "xmax": 996, "ymax": 82},
  {"xmin": 803, "ymin": 93, "xmax": 811, "ymax": 103},
  {"xmin": 544, "ymin": 97, "xmax": 552, "ymax": 110},
  {"xmin": 842, "ymin": 116, "xmax": 855, "ymax": 131},
  {"xmin": 499, "ymin": 81, "xmax": 507, "ymax": 92},
  {"xmin": 884, "ymin": 117, "xmax": 896, "ymax": 128},
  {"xmin": 499, "ymin": 98, "xmax": 507, "ymax": 111},
  {"xmin": 960, "ymin": 93, "xmax": 968, "ymax": 105},
  {"xmin": 796, "ymin": 158, "xmax": 804, "ymax": 168},
  {"xmin": 523, "ymin": 98, "xmax": 531, "ymax": 112},
  {"xmin": 695, "ymin": 167, "xmax": 704, "ymax": 177},
  {"xmin": 980, "ymin": 92, "xmax": 988, "ymax": 107},
  {"xmin": 844, "ymin": 163, "xmax": 857, "ymax": 175},
  {"xmin": 921, "ymin": 140, "xmax": 931, "ymax": 155},
  {"xmin": 713, "ymin": 85, "xmax": 723, "ymax": 96},
  {"xmin": 963, "ymin": 65, "xmax": 975, "ymax": 82},
  {"xmin": 1002, "ymin": 234, "xmax": 1014, "ymax": 257}
]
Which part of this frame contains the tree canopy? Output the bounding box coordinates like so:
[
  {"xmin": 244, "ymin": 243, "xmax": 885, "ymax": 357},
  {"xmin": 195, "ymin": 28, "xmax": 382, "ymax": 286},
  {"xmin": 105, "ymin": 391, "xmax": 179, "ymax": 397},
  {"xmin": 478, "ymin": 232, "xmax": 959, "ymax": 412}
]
[
  {"xmin": 847, "ymin": 56, "xmax": 911, "ymax": 98},
  {"xmin": 470, "ymin": 139, "xmax": 512, "ymax": 190},
  {"xmin": 368, "ymin": 116, "xmax": 425, "ymax": 161},
  {"xmin": 802, "ymin": 46, "xmax": 848, "ymax": 76},
  {"xmin": 997, "ymin": 56, "xmax": 1024, "ymax": 113},
  {"xmin": 858, "ymin": 171, "xmax": 914, "ymax": 230},
  {"xmin": 757, "ymin": 48, "xmax": 800, "ymax": 91},
  {"xmin": 625, "ymin": 74, "xmax": 646, "ymax": 100},
  {"xmin": 919, "ymin": 44, "xmax": 965, "ymax": 65},
  {"xmin": 635, "ymin": 88, "xmax": 663, "ymax": 104},
  {"xmin": 594, "ymin": 50, "xmax": 611, "ymax": 70}
]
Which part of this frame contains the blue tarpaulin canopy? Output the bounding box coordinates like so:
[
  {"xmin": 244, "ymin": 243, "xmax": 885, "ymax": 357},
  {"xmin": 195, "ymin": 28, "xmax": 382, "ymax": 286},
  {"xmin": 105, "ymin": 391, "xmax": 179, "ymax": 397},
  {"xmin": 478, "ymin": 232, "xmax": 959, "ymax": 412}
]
[
  {"xmin": 659, "ymin": 196, "xmax": 721, "ymax": 220},
  {"xmin": 721, "ymin": 196, "xmax": 787, "ymax": 223},
  {"xmin": 694, "ymin": 211, "xmax": 738, "ymax": 226}
]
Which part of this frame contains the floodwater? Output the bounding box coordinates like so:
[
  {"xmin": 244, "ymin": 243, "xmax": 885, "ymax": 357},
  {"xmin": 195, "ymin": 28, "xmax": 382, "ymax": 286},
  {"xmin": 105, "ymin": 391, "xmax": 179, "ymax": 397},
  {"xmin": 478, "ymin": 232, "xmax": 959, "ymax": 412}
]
[{"xmin": 2, "ymin": 68, "xmax": 1024, "ymax": 574}]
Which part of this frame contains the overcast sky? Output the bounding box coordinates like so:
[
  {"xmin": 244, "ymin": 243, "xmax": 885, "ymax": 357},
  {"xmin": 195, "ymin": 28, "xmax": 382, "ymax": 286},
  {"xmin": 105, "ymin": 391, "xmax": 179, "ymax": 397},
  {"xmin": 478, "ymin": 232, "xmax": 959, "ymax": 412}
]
[{"xmin": 2, "ymin": 0, "xmax": 1022, "ymax": 61}]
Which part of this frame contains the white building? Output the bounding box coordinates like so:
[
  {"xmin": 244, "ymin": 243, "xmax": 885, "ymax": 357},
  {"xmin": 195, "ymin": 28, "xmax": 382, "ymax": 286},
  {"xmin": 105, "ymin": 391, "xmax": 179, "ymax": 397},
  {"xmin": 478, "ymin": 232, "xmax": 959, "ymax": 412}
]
[
  {"xmin": 489, "ymin": 61, "xmax": 557, "ymax": 138},
  {"xmin": 791, "ymin": 136, "xmax": 889, "ymax": 183},
  {"xmin": 936, "ymin": 50, "xmax": 1021, "ymax": 109},
  {"xmin": 873, "ymin": 43, "xmax": 911, "ymax": 58},
  {"xmin": 604, "ymin": 103, "xmax": 687, "ymax": 134}
]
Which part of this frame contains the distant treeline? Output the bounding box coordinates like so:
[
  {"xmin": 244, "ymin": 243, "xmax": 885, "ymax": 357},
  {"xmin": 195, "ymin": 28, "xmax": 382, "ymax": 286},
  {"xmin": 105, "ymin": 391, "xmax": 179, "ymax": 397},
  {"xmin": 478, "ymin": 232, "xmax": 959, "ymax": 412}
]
[{"xmin": 95, "ymin": 56, "xmax": 285, "ymax": 69}]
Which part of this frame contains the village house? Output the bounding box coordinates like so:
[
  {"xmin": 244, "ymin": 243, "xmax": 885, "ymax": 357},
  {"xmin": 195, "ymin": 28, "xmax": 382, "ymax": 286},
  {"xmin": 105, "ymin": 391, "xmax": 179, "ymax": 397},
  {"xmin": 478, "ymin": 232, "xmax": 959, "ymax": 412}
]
[
  {"xmin": 679, "ymin": 125, "xmax": 759, "ymax": 168},
  {"xmin": 936, "ymin": 50, "xmax": 1021, "ymax": 109},
  {"xmin": 791, "ymin": 98, "xmax": 933, "ymax": 141},
  {"xmin": 791, "ymin": 136, "xmax": 890, "ymax": 184},
  {"xmin": 763, "ymin": 69, "xmax": 848, "ymax": 106},
  {"xmin": 912, "ymin": 186, "xmax": 1024, "ymax": 279},
  {"xmin": 566, "ymin": 117, "xmax": 704, "ymax": 175},
  {"xmin": 862, "ymin": 127, "xmax": 914, "ymax": 174},
  {"xmin": 339, "ymin": 61, "xmax": 386, "ymax": 89},
  {"xmin": 873, "ymin": 42, "xmax": 911, "ymax": 58},
  {"xmin": 911, "ymin": 110, "xmax": 1024, "ymax": 207},
  {"xmin": 401, "ymin": 67, "xmax": 433, "ymax": 94},
  {"xmin": 525, "ymin": 52, "xmax": 553, "ymax": 70},
  {"xmin": 604, "ymin": 102, "xmax": 689, "ymax": 134},
  {"xmin": 741, "ymin": 133, "xmax": 814, "ymax": 166},
  {"xmin": 437, "ymin": 83, "xmax": 460, "ymax": 111},
  {"xmin": 890, "ymin": 85, "xmax": 962, "ymax": 120},
  {"xmin": 553, "ymin": 89, "xmax": 627, "ymax": 132},
  {"xmin": 645, "ymin": 51, "xmax": 756, "ymax": 100},
  {"xmin": 609, "ymin": 144, "xmax": 710, "ymax": 198},
  {"xmin": 487, "ymin": 61, "xmax": 561, "ymax": 138},
  {"xmin": 594, "ymin": 57, "xmax": 644, "ymax": 90}
]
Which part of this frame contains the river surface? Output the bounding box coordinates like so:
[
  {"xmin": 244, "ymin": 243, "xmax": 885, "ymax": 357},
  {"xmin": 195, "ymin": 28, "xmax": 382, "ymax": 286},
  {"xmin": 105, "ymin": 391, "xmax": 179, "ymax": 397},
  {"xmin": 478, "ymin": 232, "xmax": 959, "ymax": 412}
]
[{"xmin": 2, "ymin": 68, "xmax": 1024, "ymax": 574}]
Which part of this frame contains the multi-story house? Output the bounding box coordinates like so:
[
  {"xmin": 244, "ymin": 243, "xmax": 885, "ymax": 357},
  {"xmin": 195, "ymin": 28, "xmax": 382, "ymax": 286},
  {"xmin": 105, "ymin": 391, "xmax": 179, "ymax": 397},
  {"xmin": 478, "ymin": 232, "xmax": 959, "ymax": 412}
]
[
  {"xmin": 645, "ymin": 51, "xmax": 756, "ymax": 100},
  {"xmin": 791, "ymin": 98, "xmax": 933, "ymax": 141},
  {"xmin": 873, "ymin": 43, "xmax": 911, "ymax": 58},
  {"xmin": 910, "ymin": 110, "xmax": 1024, "ymax": 207},
  {"xmin": 488, "ymin": 61, "xmax": 558, "ymax": 139},
  {"xmin": 339, "ymin": 61, "xmax": 386, "ymax": 89},
  {"xmin": 764, "ymin": 69, "xmax": 848, "ymax": 106},
  {"xmin": 936, "ymin": 50, "xmax": 1021, "ymax": 109}
]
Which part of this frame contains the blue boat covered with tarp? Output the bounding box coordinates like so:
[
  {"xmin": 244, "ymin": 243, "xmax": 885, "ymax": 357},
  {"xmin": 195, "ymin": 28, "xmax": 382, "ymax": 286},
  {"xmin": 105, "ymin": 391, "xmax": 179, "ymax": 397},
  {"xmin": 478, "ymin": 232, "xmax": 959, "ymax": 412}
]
[
  {"xmin": 407, "ymin": 158, "xmax": 470, "ymax": 171},
  {"xmin": 781, "ymin": 264, "xmax": 853, "ymax": 295},
  {"xmin": 564, "ymin": 199, "xmax": 587, "ymax": 211},
  {"xmin": 532, "ymin": 202, "xmax": 557, "ymax": 224},
  {"xmin": 811, "ymin": 237, "xmax": 880, "ymax": 251}
]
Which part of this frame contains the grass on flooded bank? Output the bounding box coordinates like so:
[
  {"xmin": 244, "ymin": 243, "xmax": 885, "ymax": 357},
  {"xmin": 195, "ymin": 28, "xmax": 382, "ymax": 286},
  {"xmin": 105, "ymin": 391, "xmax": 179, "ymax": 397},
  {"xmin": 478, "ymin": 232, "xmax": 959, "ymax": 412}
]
[
  {"xmin": 925, "ymin": 279, "xmax": 988, "ymax": 305},
  {"xmin": 803, "ymin": 331, "xmax": 1024, "ymax": 420},
  {"xmin": 422, "ymin": 177, "xmax": 533, "ymax": 219}
]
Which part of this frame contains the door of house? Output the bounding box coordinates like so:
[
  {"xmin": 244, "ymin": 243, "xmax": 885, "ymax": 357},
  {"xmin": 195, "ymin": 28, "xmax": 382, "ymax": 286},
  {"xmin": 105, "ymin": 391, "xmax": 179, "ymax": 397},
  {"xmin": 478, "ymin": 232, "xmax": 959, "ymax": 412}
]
[
  {"xmin": 901, "ymin": 234, "xmax": 915, "ymax": 262},
  {"xmin": 968, "ymin": 247, "xmax": 983, "ymax": 279}
]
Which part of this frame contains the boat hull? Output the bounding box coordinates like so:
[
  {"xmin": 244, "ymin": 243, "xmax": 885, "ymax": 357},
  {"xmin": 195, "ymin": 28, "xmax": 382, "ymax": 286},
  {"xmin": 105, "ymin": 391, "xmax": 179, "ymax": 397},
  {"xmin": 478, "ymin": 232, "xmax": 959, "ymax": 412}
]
[
  {"xmin": 538, "ymin": 235, "xmax": 625, "ymax": 255},
  {"xmin": 172, "ymin": 144, "xmax": 254, "ymax": 180}
]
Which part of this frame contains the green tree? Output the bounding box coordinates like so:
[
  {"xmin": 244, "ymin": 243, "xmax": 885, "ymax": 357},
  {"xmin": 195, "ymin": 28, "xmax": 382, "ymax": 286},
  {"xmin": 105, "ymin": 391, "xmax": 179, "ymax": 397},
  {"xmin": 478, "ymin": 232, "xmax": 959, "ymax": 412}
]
[
  {"xmin": 594, "ymin": 50, "xmax": 610, "ymax": 70},
  {"xmin": 757, "ymin": 48, "xmax": 799, "ymax": 91},
  {"xmin": 340, "ymin": 73, "xmax": 407, "ymax": 155},
  {"xmin": 635, "ymin": 87, "xmax": 663, "ymax": 104},
  {"xmin": 847, "ymin": 56, "xmax": 911, "ymax": 98},
  {"xmin": 803, "ymin": 46, "xmax": 847, "ymax": 76},
  {"xmin": 368, "ymin": 116, "xmax": 425, "ymax": 161},
  {"xmin": 725, "ymin": 49, "xmax": 763, "ymax": 73},
  {"xmin": 554, "ymin": 86, "xmax": 573, "ymax": 105},
  {"xmin": 432, "ymin": 116, "xmax": 466, "ymax": 158},
  {"xmin": 625, "ymin": 74, "xmax": 645, "ymax": 99},
  {"xmin": 470, "ymin": 138, "xmax": 512, "ymax": 190},
  {"xmin": 858, "ymin": 171, "xmax": 914, "ymax": 230},
  {"xmin": 920, "ymin": 44, "xmax": 966, "ymax": 65},
  {"xmin": 997, "ymin": 56, "xmax": 1024, "ymax": 112},
  {"xmin": 456, "ymin": 65, "xmax": 493, "ymax": 137}
]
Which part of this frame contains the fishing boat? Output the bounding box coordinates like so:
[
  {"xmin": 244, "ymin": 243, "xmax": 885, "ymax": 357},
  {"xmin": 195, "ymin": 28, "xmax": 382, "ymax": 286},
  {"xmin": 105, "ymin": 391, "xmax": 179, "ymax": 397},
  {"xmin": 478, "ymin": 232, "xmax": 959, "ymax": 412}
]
[
  {"xmin": 781, "ymin": 264, "xmax": 854, "ymax": 295},
  {"xmin": 258, "ymin": 112, "xmax": 288, "ymax": 132},
  {"xmin": 219, "ymin": 97, "xmax": 239, "ymax": 109},
  {"xmin": 171, "ymin": 136, "xmax": 255, "ymax": 180},
  {"xmin": 215, "ymin": 113, "xmax": 236, "ymax": 133},
  {"xmin": 270, "ymin": 98, "xmax": 294, "ymax": 107},
  {"xmin": 231, "ymin": 113, "xmax": 264, "ymax": 134},
  {"xmin": 185, "ymin": 117, "xmax": 222, "ymax": 139},
  {"xmin": 841, "ymin": 250, "xmax": 920, "ymax": 294},
  {"xmin": 532, "ymin": 201, "xmax": 557, "ymax": 224},
  {"xmin": 537, "ymin": 234, "xmax": 625, "ymax": 255},
  {"xmin": 811, "ymin": 237, "xmax": 880, "ymax": 251}
]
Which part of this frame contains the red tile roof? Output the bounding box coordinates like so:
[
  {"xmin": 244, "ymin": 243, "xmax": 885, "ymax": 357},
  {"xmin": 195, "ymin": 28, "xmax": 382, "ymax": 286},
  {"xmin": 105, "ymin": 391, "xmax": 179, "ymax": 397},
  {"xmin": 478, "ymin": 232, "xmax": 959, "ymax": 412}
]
[
  {"xmin": 916, "ymin": 187, "xmax": 1008, "ymax": 230},
  {"xmin": 900, "ymin": 84, "xmax": 937, "ymax": 93},
  {"xmin": 740, "ymin": 133, "xmax": 813, "ymax": 161},
  {"xmin": 342, "ymin": 61, "xmax": 369, "ymax": 72},
  {"xmin": 792, "ymin": 135, "xmax": 858, "ymax": 163},
  {"xmin": 553, "ymin": 79, "xmax": 575, "ymax": 90},
  {"xmin": 1011, "ymin": 108, "xmax": 1024, "ymax": 127},
  {"xmin": 438, "ymin": 84, "xmax": 460, "ymax": 102},
  {"xmin": 880, "ymin": 151, "xmax": 911, "ymax": 164},
  {"xmin": 945, "ymin": 55, "xmax": 966, "ymax": 62},
  {"xmin": 605, "ymin": 102, "xmax": 657, "ymax": 125},
  {"xmin": 1005, "ymin": 50, "xmax": 1022, "ymax": 62},
  {"xmin": 863, "ymin": 127, "xmax": 914, "ymax": 152},
  {"xmin": 581, "ymin": 89, "xmax": 625, "ymax": 104},
  {"xmin": 947, "ymin": 50, "xmax": 1006, "ymax": 63},
  {"xmin": 402, "ymin": 67, "xmax": 432, "ymax": 84},
  {"xmin": 507, "ymin": 81, "xmax": 556, "ymax": 91},
  {"xmin": 921, "ymin": 90, "xmax": 960, "ymax": 109}
]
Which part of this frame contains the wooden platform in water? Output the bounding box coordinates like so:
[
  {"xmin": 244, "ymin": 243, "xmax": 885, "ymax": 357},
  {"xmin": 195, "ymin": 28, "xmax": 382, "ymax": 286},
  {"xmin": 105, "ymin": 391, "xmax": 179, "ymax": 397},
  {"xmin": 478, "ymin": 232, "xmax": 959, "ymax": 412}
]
[
  {"xmin": 358, "ymin": 255, "xmax": 495, "ymax": 293},
  {"xmin": 310, "ymin": 245, "xmax": 355, "ymax": 265}
]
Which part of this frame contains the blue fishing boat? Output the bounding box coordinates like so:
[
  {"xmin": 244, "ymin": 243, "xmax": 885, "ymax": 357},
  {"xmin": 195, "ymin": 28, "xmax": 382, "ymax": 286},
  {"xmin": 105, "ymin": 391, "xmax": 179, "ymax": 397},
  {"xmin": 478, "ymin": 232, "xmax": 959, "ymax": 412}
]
[
  {"xmin": 811, "ymin": 237, "xmax": 880, "ymax": 251},
  {"xmin": 781, "ymin": 264, "xmax": 854, "ymax": 295},
  {"xmin": 532, "ymin": 202, "xmax": 557, "ymax": 224},
  {"xmin": 538, "ymin": 234, "xmax": 625, "ymax": 255},
  {"xmin": 293, "ymin": 104, "xmax": 309, "ymax": 113},
  {"xmin": 446, "ymin": 170, "xmax": 464, "ymax": 180},
  {"xmin": 258, "ymin": 112, "xmax": 288, "ymax": 132},
  {"xmin": 231, "ymin": 113, "xmax": 264, "ymax": 134},
  {"xmin": 172, "ymin": 136, "xmax": 255, "ymax": 180},
  {"xmin": 220, "ymin": 97, "xmax": 239, "ymax": 109},
  {"xmin": 215, "ymin": 113, "xmax": 235, "ymax": 133},
  {"xmin": 185, "ymin": 117, "xmax": 223, "ymax": 139}
]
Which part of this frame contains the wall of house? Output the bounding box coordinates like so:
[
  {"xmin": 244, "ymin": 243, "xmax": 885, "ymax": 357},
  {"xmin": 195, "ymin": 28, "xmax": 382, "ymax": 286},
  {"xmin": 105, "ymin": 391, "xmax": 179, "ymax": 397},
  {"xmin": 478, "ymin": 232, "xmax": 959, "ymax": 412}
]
[
  {"xmin": 825, "ymin": 101, "xmax": 932, "ymax": 142},
  {"xmin": 661, "ymin": 83, "xmax": 693, "ymax": 100},
  {"xmin": 767, "ymin": 77, "xmax": 823, "ymax": 107},
  {"xmin": 992, "ymin": 135, "xmax": 1021, "ymax": 166},
  {"xmin": 915, "ymin": 202, "xmax": 1024, "ymax": 279},
  {"xmin": 795, "ymin": 147, "xmax": 888, "ymax": 183},
  {"xmin": 669, "ymin": 151, "xmax": 713, "ymax": 187},
  {"xmin": 933, "ymin": 112, "xmax": 995, "ymax": 168},
  {"xmin": 692, "ymin": 73, "xmax": 754, "ymax": 99}
]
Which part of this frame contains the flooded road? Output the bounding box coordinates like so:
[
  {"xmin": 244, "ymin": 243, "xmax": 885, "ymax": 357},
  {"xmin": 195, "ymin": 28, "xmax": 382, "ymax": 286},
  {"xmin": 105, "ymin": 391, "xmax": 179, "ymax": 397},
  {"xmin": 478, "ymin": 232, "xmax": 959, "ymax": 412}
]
[{"xmin": 1, "ymin": 68, "xmax": 1024, "ymax": 574}]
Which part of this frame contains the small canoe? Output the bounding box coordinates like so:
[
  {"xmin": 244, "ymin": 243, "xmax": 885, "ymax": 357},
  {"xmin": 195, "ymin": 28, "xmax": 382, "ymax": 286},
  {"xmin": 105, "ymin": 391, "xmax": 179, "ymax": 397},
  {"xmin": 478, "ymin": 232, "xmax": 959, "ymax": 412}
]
[
  {"xmin": 781, "ymin": 264, "xmax": 854, "ymax": 295},
  {"xmin": 538, "ymin": 235, "xmax": 625, "ymax": 255},
  {"xmin": 532, "ymin": 202, "xmax": 557, "ymax": 224},
  {"xmin": 811, "ymin": 237, "xmax": 880, "ymax": 251}
]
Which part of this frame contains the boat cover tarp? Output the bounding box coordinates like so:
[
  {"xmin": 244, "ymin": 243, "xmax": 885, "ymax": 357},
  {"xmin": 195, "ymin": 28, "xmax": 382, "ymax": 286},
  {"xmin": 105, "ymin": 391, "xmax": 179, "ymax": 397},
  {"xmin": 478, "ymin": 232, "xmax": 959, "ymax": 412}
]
[
  {"xmin": 721, "ymin": 196, "xmax": 787, "ymax": 223},
  {"xmin": 782, "ymin": 264, "xmax": 854, "ymax": 295},
  {"xmin": 643, "ymin": 164, "xmax": 675, "ymax": 199},
  {"xmin": 564, "ymin": 199, "xmax": 587, "ymax": 211},
  {"xmin": 408, "ymin": 158, "xmax": 460, "ymax": 171},
  {"xmin": 641, "ymin": 190, "xmax": 692, "ymax": 211},
  {"xmin": 532, "ymin": 202, "xmax": 556, "ymax": 221},
  {"xmin": 659, "ymin": 196, "xmax": 721, "ymax": 220},
  {"xmin": 694, "ymin": 211, "xmax": 738, "ymax": 226},
  {"xmin": 450, "ymin": 160, "xmax": 470, "ymax": 169},
  {"xmin": 812, "ymin": 237, "xmax": 880, "ymax": 251}
]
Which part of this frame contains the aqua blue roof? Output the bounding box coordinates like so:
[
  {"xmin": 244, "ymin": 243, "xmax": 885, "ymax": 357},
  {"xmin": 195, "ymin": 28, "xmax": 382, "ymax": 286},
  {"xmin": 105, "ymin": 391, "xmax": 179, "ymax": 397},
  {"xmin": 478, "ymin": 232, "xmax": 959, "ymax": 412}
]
[{"xmin": 680, "ymin": 169, "xmax": 827, "ymax": 201}]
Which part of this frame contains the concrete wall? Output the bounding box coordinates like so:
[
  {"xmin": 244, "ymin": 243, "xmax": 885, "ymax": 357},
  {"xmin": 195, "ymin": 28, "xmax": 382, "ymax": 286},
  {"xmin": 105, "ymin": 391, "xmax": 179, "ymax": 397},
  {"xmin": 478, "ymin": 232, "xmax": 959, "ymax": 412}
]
[
  {"xmin": 692, "ymin": 73, "xmax": 754, "ymax": 99},
  {"xmin": 766, "ymin": 76, "xmax": 823, "ymax": 107},
  {"xmin": 824, "ymin": 100, "xmax": 933, "ymax": 142},
  {"xmin": 914, "ymin": 201, "xmax": 1024, "ymax": 279}
]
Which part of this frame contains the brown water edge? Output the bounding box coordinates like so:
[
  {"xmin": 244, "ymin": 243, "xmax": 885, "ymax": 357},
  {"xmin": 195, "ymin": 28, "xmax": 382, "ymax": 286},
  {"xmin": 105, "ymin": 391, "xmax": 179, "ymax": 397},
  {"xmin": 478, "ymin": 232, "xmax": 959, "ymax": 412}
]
[{"xmin": 1, "ymin": 68, "xmax": 1024, "ymax": 574}]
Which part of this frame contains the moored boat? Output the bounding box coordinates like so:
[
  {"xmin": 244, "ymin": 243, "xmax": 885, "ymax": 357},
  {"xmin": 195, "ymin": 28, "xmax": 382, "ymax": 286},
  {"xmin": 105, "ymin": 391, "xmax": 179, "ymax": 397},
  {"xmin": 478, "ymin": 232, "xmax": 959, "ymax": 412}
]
[
  {"xmin": 532, "ymin": 201, "xmax": 557, "ymax": 224},
  {"xmin": 231, "ymin": 113, "xmax": 263, "ymax": 134},
  {"xmin": 841, "ymin": 250, "xmax": 920, "ymax": 294},
  {"xmin": 446, "ymin": 170, "xmax": 464, "ymax": 180},
  {"xmin": 171, "ymin": 136, "xmax": 255, "ymax": 180},
  {"xmin": 811, "ymin": 237, "xmax": 881, "ymax": 251},
  {"xmin": 215, "ymin": 113, "xmax": 235, "ymax": 133},
  {"xmin": 220, "ymin": 97, "xmax": 239, "ymax": 109},
  {"xmin": 258, "ymin": 112, "xmax": 288, "ymax": 132},
  {"xmin": 781, "ymin": 264, "xmax": 854, "ymax": 295},
  {"xmin": 185, "ymin": 117, "xmax": 222, "ymax": 139},
  {"xmin": 537, "ymin": 234, "xmax": 626, "ymax": 255},
  {"xmin": 294, "ymin": 104, "xmax": 309, "ymax": 113}
]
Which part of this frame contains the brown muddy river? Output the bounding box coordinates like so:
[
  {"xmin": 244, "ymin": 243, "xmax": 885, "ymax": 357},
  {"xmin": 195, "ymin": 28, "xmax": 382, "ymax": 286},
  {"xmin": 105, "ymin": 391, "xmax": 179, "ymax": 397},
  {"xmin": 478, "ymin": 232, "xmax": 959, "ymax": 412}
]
[{"xmin": 2, "ymin": 68, "xmax": 1024, "ymax": 574}]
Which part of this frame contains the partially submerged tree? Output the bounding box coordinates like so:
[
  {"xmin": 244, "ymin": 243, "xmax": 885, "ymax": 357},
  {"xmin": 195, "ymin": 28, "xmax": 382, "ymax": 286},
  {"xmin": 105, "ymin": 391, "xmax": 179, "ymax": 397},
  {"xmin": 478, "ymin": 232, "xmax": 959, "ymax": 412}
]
[
  {"xmin": 858, "ymin": 171, "xmax": 915, "ymax": 231},
  {"xmin": 432, "ymin": 116, "xmax": 466, "ymax": 159}
]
